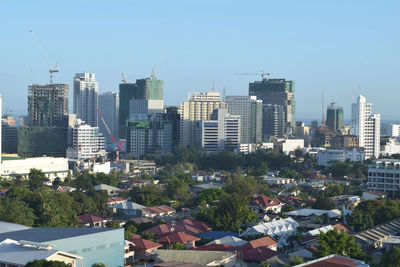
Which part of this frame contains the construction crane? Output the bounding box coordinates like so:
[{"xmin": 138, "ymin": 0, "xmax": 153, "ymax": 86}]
[
  {"xmin": 29, "ymin": 30, "xmax": 59, "ymax": 84},
  {"xmin": 97, "ymin": 109, "xmax": 123, "ymax": 162},
  {"xmin": 235, "ymin": 70, "xmax": 270, "ymax": 80},
  {"xmin": 122, "ymin": 73, "xmax": 127, "ymax": 84}
]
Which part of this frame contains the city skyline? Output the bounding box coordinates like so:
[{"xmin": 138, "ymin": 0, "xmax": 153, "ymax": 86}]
[{"xmin": 0, "ymin": 0, "xmax": 399, "ymax": 120}]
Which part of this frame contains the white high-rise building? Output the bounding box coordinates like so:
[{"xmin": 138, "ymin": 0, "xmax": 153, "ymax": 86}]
[
  {"xmin": 180, "ymin": 92, "xmax": 226, "ymax": 147},
  {"xmin": 351, "ymin": 95, "xmax": 380, "ymax": 159},
  {"xmin": 74, "ymin": 73, "xmax": 99, "ymax": 127},
  {"xmin": 382, "ymin": 124, "xmax": 400, "ymax": 137},
  {"xmin": 225, "ymin": 95, "xmax": 262, "ymax": 144},
  {"xmin": 0, "ymin": 94, "xmax": 2, "ymax": 164},
  {"xmin": 201, "ymin": 108, "xmax": 240, "ymax": 153},
  {"xmin": 98, "ymin": 92, "xmax": 119, "ymax": 152},
  {"xmin": 66, "ymin": 119, "xmax": 105, "ymax": 160}
]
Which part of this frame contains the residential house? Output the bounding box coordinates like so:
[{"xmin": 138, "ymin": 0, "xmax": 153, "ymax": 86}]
[
  {"xmin": 107, "ymin": 197, "xmax": 127, "ymax": 205},
  {"xmin": 143, "ymin": 219, "xmax": 211, "ymax": 237},
  {"xmin": 111, "ymin": 202, "xmax": 146, "ymax": 219},
  {"xmin": 78, "ymin": 213, "xmax": 110, "ymax": 228},
  {"xmin": 143, "ymin": 205, "xmax": 176, "ymax": 218},
  {"xmin": 94, "ymin": 183, "xmax": 120, "ymax": 196},
  {"xmin": 240, "ymin": 236, "xmax": 278, "ymax": 251},
  {"xmin": 249, "ymin": 195, "xmax": 284, "ymax": 214},
  {"xmin": 294, "ymin": 254, "xmax": 369, "ymax": 267},
  {"xmin": 206, "ymin": 236, "xmax": 247, "ymax": 247},
  {"xmin": 156, "ymin": 232, "xmax": 200, "ymax": 249},
  {"xmin": 285, "ymin": 208, "xmax": 341, "ymax": 222},
  {"xmin": 127, "ymin": 234, "xmax": 162, "ymax": 261}
]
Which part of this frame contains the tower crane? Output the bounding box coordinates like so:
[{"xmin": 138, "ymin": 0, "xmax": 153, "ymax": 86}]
[
  {"xmin": 235, "ymin": 70, "xmax": 270, "ymax": 80},
  {"xmin": 97, "ymin": 109, "xmax": 123, "ymax": 162},
  {"xmin": 29, "ymin": 30, "xmax": 59, "ymax": 84}
]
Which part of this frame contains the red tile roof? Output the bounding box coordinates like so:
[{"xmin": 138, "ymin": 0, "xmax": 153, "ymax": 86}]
[
  {"xmin": 143, "ymin": 219, "xmax": 210, "ymax": 236},
  {"xmin": 241, "ymin": 236, "xmax": 276, "ymax": 250},
  {"xmin": 156, "ymin": 232, "xmax": 200, "ymax": 244},
  {"xmin": 127, "ymin": 236, "xmax": 162, "ymax": 250},
  {"xmin": 250, "ymin": 195, "xmax": 283, "ymax": 208},
  {"xmin": 242, "ymin": 247, "xmax": 278, "ymax": 263},
  {"xmin": 0, "ymin": 189, "xmax": 9, "ymax": 194},
  {"xmin": 107, "ymin": 197, "xmax": 126, "ymax": 203},
  {"xmin": 333, "ymin": 224, "xmax": 351, "ymax": 234},
  {"xmin": 78, "ymin": 213, "xmax": 108, "ymax": 225},
  {"xmin": 303, "ymin": 255, "xmax": 363, "ymax": 267}
]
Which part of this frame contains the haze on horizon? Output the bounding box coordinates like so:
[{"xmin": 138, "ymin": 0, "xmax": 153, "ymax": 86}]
[{"xmin": 0, "ymin": 0, "xmax": 399, "ymax": 121}]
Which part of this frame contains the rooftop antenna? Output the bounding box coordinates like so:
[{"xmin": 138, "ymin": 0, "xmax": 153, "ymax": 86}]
[
  {"xmin": 212, "ymin": 80, "xmax": 215, "ymax": 91},
  {"xmin": 29, "ymin": 30, "xmax": 58, "ymax": 84},
  {"xmin": 223, "ymin": 87, "xmax": 226, "ymax": 100}
]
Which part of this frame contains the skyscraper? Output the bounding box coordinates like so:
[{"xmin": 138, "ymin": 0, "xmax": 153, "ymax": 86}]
[
  {"xmin": 225, "ymin": 96, "xmax": 262, "ymax": 144},
  {"xmin": 74, "ymin": 73, "xmax": 99, "ymax": 127},
  {"xmin": 249, "ymin": 78, "xmax": 295, "ymax": 139},
  {"xmin": 351, "ymin": 95, "xmax": 380, "ymax": 159},
  {"xmin": 98, "ymin": 92, "xmax": 119, "ymax": 152},
  {"xmin": 201, "ymin": 108, "xmax": 241, "ymax": 153},
  {"xmin": 179, "ymin": 91, "xmax": 226, "ymax": 147},
  {"xmin": 326, "ymin": 102, "xmax": 344, "ymax": 132},
  {"xmin": 119, "ymin": 77, "xmax": 163, "ymax": 139},
  {"xmin": 28, "ymin": 84, "xmax": 69, "ymax": 126}
]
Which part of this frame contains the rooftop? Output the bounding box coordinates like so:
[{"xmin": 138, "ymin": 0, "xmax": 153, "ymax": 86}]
[
  {"xmin": 156, "ymin": 250, "xmax": 235, "ymax": 266},
  {"xmin": 0, "ymin": 227, "xmax": 119, "ymax": 243},
  {"xmin": 0, "ymin": 221, "xmax": 31, "ymax": 234}
]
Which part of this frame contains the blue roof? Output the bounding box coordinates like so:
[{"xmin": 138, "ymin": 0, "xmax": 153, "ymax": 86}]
[
  {"xmin": 198, "ymin": 231, "xmax": 239, "ymax": 239},
  {"xmin": 0, "ymin": 227, "xmax": 119, "ymax": 243}
]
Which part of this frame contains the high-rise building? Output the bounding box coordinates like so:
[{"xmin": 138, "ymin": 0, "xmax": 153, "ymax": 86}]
[
  {"xmin": 249, "ymin": 78, "xmax": 295, "ymax": 139},
  {"xmin": 0, "ymin": 95, "xmax": 2, "ymax": 162},
  {"xmin": 66, "ymin": 119, "xmax": 105, "ymax": 160},
  {"xmin": 201, "ymin": 109, "xmax": 241, "ymax": 153},
  {"xmin": 129, "ymin": 99, "xmax": 164, "ymax": 116},
  {"xmin": 126, "ymin": 113, "xmax": 172, "ymax": 157},
  {"xmin": 165, "ymin": 106, "xmax": 181, "ymax": 147},
  {"xmin": 382, "ymin": 124, "xmax": 400, "ymax": 137},
  {"xmin": 262, "ymin": 104, "xmax": 286, "ymax": 140},
  {"xmin": 28, "ymin": 84, "xmax": 69, "ymax": 126},
  {"xmin": 326, "ymin": 102, "xmax": 344, "ymax": 132},
  {"xmin": 225, "ymin": 96, "xmax": 262, "ymax": 144},
  {"xmin": 98, "ymin": 92, "xmax": 119, "ymax": 152},
  {"xmin": 2, "ymin": 115, "xmax": 18, "ymax": 154},
  {"xmin": 74, "ymin": 73, "xmax": 99, "ymax": 127},
  {"xmin": 119, "ymin": 77, "xmax": 163, "ymax": 139},
  {"xmin": 351, "ymin": 95, "xmax": 380, "ymax": 159},
  {"xmin": 367, "ymin": 159, "xmax": 400, "ymax": 196},
  {"xmin": 180, "ymin": 91, "xmax": 226, "ymax": 147}
]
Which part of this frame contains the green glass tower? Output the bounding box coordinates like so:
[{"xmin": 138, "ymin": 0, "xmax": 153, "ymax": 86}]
[
  {"xmin": 119, "ymin": 77, "xmax": 163, "ymax": 139},
  {"xmin": 326, "ymin": 102, "xmax": 344, "ymax": 132}
]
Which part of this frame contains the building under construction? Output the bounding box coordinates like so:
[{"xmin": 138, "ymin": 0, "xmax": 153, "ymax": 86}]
[{"xmin": 28, "ymin": 83, "xmax": 69, "ymax": 127}]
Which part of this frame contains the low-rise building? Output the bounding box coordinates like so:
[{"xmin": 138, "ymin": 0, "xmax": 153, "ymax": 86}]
[
  {"xmin": 285, "ymin": 208, "xmax": 341, "ymax": 222},
  {"xmin": 273, "ymin": 139, "xmax": 304, "ymax": 155},
  {"xmin": 0, "ymin": 155, "xmax": 70, "ymax": 180},
  {"xmin": 380, "ymin": 137, "xmax": 400, "ymax": 156},
  {"xmin": 317, "ymin": 147, "xmax": 365, "ymax": 167},
  {"xmin": 126, "ymin": 234, "xmax": 162, "ymax": 261},
  {"xmin": 156, "ymin": 232, "xmax": 201, "ymax": 249},
  {"xmin": 94, "ymin": 183, "xmax": 121, "ymax": 196},
  {"xmin": 249, "ymin": 195, "xmax": 284, "ymax": 214},
  {"xmin": 295, "ymin": 254, "xmax": 369, "ymax": 267},
  {"xmin": 155, "ymin": 250, "xmax": 237, "ymax": 267},
  {"xmin": 78, "ymin": 213, "xmax": 110, "ymax": 228},
  {"xmin": 367, "ymin": 159, "xmax": 400, "ymax": 196}
]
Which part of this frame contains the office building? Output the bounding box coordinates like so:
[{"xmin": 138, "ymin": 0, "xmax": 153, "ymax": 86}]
[
  {"xmin": 249, "ymin": 78, "xmax": 295, "ymax": 138},
  {"xmin": 351, "ymin": 95, "xmax": 381, "ymax": 159},
  {"xmin": 66, "ymin": 119, "xmax": 106, "ymax": 160},
  {"xmin": 126, "ymin": 113, "xmax": 172, "ymax": 157},
  {"xmin": 165, "ymin": 106, "xmax": 181, "ymax": 147},
  {"xmin": 180, "ymin": 91, "xmax": 226, "ymax": 147},
  {"xmin": 382, "ymin": 124, "xmax": 400, "ymax": 137},
  {"xmin": 367, "ymin": 159, "xmax": 400, "ymax": 196},
  {"xmin": 326, "ymin": 102, "xmax": 344, "ymax": 132},
  {"xmin": 119, "ymin": 77, "xmax": 163, "ymax": 139},
  {"xmin": 98, "ymin": 92, "xmax": 119, "ymax": 152},
  {"xmin": 2, "ymin": 116, "xmax": 18, "ymax": 154},
  {"xmin": 225, "ymin": 95, "xmax": 262, "ymax": 144},
  {"xmin": 262, "ymin": 104, "xmax": 286, "ymax": 140},
  {"xmin": 0, "ymin": 227, "xmax": 124, "ymax": 267},
  {"xmin": 129, "ymin": 99, "xmax": 164, "ymax": 116},
  {"xmin": 28, "ymin": 84, "xmax": 69, "ymax": 126},
  {"xmin": 330, "ymin": 135, "xmax": 359, "ymax": 149},
  {"xmin": 201, "ymin": 109, "xmax": 240, "ymax": 153},
  {"xmin": 73, "ymin": 73, "xmax": 99, "ymax": 127},
  {"xmin": 295, "ymin": 121, "xmax": 310, "ymax": 146}
]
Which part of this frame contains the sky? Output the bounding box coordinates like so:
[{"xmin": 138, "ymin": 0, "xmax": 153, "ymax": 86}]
[{"xmin": 0, "ymin": 0, "xmax": 399, "ymax": 121}]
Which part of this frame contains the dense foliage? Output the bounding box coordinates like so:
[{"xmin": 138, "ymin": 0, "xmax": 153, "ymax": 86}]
[{"xmin": 26, "ymin": 260, "xmax": 70, "ymax": 267}]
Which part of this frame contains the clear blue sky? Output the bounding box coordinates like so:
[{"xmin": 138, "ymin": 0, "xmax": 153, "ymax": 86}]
[{"xmin": 0, "ymin": 0, "xmax": 399, "ymax": 120}]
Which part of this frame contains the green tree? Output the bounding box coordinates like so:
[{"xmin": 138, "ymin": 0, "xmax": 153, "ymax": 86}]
[
  {"xmin": 92, "ymin": 263, "xmax": 105, "ymax": 267},
  {"xmin": 289, "ymin": 256, "xmax": 303, "ymax": 265},
  {"xmin": 312, "ymin": 197, "xmax": 337, "ymax": 210},
  {"xmin": 378, "ymin": 247, "xmax": 400, "ymax": 267},
  {"xmin": 171, "ymin": 242, "xmax": 186, "ymax": 250},
  {"xmin": 130, "ymin": 184, "xmax": 168, "ymax": 206},
  {"xmin": 315, "ymin": 229, "xmax": 365, "ymax": 260},
  {"xmin": 0, "ymin": 198, "xmax": 36, "ymax": 226},
  {"xmin": 224, "ymin": 174, "xmax": 257, "ymax": 200},
  {"xmin": 195, "ymin": 188, "xmax": 228, "ymax": 205},
  {"xmin": 166, "ymin": 178, "xmax": 191, "ymax": 204},
  {"xmin": 26, "ymin": 260, "xmax": 70, "ymax": 267},
  {"xmin": 28, "ymin": 169, "xmax": 47, "ymax": 191}
]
